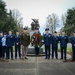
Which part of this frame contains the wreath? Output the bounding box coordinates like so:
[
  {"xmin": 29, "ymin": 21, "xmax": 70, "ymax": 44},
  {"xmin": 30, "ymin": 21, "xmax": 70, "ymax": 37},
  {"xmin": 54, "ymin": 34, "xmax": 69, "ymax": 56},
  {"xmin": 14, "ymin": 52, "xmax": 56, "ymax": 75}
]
[{"xmin": 31, "ymin": 32, "xmax": 44, "ymax": 48}]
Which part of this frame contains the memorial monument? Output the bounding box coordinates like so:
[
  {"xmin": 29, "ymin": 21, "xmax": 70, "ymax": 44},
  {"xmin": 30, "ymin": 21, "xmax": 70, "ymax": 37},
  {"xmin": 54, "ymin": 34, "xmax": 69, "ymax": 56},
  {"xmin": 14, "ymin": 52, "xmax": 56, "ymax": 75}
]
[
  {"xmin": 31, "ymin": 19, "xmax": 40, "ymax": 30},
  {"xmin": 30, "ymin": 19, "xmax": 40, "ymax": 38},
  {"xmin": 28, "ymin": 19, "xmax": 45, "ymax": 55}
]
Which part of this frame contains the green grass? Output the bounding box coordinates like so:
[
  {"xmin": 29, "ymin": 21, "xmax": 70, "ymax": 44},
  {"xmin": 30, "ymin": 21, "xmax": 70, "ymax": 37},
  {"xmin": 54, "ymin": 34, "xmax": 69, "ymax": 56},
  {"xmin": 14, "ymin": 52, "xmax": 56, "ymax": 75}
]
[
  {"xmin": 67, "ymin": 47, "xmax": 72, "ymax": 53},
  {"xmin": 58, "ymin": 47, "xmax": 72, "ymax": 53}
]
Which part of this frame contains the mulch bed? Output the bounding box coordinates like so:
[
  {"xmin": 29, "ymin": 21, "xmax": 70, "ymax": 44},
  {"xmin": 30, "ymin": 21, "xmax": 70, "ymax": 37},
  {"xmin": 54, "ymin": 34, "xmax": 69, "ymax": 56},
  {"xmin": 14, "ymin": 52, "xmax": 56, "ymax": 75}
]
[
  {"xmin": 0, "ymin": 59, "xmax": 9, "ymax": 62},
  {"xmin": 67, "ymin": 52, "xmax": 72, "ymax": 56}
]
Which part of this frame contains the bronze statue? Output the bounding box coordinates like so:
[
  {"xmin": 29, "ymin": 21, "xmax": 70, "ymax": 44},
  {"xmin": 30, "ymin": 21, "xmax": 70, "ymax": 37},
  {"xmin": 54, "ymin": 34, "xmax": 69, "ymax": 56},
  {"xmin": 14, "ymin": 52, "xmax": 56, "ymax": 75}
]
[{"xmin": 31, "ymin": 19, "xmax": 40, "ymax": 30}]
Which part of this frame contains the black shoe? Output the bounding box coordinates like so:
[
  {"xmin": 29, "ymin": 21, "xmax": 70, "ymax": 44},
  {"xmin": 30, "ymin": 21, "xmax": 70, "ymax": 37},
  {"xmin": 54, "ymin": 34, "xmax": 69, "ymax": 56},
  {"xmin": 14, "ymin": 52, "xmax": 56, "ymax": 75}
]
[
  {"xmin": 6, "ymin": 58, "xmax": 8, "ymax": 60},
  {"xmin": 11, "ymin": 58, "xmax": 13, "ymax": 60},
  {"xmin": 63, "ymin": 60, "xmax": 67, "ymax": 62},
  {"xmin": 25, "ymin": 57, "xmax": 28, "ymax": 59},
  {"xmin": 6, "ymin": 58, "xmax": 9, "ymax": 60},
  {"xmin": 60, "ymin": 58, "xmax": 63, "ymax": 60},
  {"xmin": 71, "ymin": 60, "xmax": 74, "ymax": 61},
  {"xmin": 36, "ymin": 54, "xmax": 39, "ymax": 56},
  {"xmin": 22, "ymin": 58, "xmax": 24, "ymax": 60},
  {"xmin": 56, "ymin": 58, "xmax": 58, "ymax": 59},
  {"xmin": 15, "ymin": 57, "xmax": 17, "ymax": 59},
  {"xmin": 52, "ymin": 57, "xmax": 54, "ymax": 59},
  {"xmin": 48, "ymin": 58, "xmax": 50, "ymax": 59},
  {"xmin": 45, "ymin": 58, "xmax": 47, "ymax": 59},
  {"xmin": 19, "ymin": 57, "xmax": 21, "ymax": 59}
]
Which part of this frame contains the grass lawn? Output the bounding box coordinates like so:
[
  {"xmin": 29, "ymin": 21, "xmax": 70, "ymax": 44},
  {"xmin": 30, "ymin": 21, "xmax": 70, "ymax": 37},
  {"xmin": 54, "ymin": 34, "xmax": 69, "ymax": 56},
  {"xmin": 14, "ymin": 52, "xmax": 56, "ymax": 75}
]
[{"xmin": 58, "ymin": 47, "xmax": 72, "ymax": 56}]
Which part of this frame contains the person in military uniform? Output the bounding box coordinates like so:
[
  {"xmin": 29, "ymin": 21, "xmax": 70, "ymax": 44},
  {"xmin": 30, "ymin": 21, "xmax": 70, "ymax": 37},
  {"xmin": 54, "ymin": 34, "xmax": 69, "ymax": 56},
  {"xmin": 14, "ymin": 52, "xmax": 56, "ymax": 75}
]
[
  {"xmin": 44, "ymin": 28, "xmax": 52, "ymax": 59},
  {"xmin": 70, "ymin": 31, "xmax": 75, "ymax": 61},
  {"xmin": 21, "ymin": 27, "xmax": 30, "ymax": 60},
  {"xmin": 59, "ymin": 31, "xmax": 68, "ymax": 61},
  {"xmin": 31, "ymin": 27, "xmax": 42, "ymax": 55},
  {"xmin": 1, "ymin": 32, "xmax": 7, "ymax": 59},
  {"xmin": 0, "ymin": 31, "xmax": 3, "ymax": 59},
  {"xmin": 52, "ymin": 31, "xmax": 59, "ymax": 59},
  {"xmin": 6, "ymin": 31, "xmax": 14, "ymax": 60},
  {"xmin": 14, "ymin": 31, "xmax": 21, "ymax": 59}
]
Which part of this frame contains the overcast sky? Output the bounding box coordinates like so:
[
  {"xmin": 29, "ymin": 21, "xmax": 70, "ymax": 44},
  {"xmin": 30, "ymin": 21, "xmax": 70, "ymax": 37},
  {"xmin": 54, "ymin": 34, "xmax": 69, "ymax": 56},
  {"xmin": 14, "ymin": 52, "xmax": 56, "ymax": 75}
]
[{"xmin": 3, "ymin": 0, "xmax": 75, "ymax": 33}]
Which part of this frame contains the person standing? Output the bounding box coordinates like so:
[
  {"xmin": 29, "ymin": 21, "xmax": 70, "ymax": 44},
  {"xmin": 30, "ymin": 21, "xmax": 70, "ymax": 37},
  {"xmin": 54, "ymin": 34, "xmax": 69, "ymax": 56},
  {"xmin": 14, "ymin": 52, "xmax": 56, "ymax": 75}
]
[
  {"xmin": 52, "ymin": 31, "xmax": 59, "ymax": 59},
  {"xmin": 0, "ymin": 31, "xmax": 3, "ymax": 59},
  {"xmin": 21, "ymin": 27, "xmax": 30, "ymax": 60},
  {"xmin": 31, "ymin": 28, "xmax": 42, "ymax": 55},
  {"xmin": 1, "ymin": 33, "xmax": 7, "ymax": 59},
  {"xmin": 70, "ymin": 31, "xmax": 75, "ymax": 61},
  {"xmin": 6, "ymin": 31, "xmax": 14, "ymax": 60},
  {"xmin": 59, "ymin": 31, "xmax": 68, "ymax": 61},
  {"xmin": 44, "ymin": 28, "xmax": 52, "ymax": 59},
  {"xmin": 14, "ymin": 31, "xmax": 21, "ymax": 59}
]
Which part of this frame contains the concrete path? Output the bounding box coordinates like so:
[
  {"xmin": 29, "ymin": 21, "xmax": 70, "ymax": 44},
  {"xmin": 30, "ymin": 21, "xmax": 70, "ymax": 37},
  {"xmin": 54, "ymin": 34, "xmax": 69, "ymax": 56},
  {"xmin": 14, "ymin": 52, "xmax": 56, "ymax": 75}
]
[{"xmin": 0, "ymin": 53, "xmax": 75, "ymax": 75}]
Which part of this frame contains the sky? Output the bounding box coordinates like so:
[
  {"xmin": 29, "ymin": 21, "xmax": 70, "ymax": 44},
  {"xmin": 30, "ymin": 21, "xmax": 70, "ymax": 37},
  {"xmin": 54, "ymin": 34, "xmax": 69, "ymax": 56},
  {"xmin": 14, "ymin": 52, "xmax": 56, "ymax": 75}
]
[{"xmin": 3, "ymin": 0, "xmax": 75, "ymax": 33}]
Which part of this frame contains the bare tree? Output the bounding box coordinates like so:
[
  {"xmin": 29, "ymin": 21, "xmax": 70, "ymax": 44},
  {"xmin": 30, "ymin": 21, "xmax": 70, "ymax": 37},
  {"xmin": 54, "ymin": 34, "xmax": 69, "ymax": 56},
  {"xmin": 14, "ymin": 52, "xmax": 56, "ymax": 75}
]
[
  {"xmin": 61, "ymin": 13, "xmax": 67, "ymax": 26},
  {"xmin": 46, "ymin": 13, "xmax": 59, "ymax": 33},
  {"xmin": 11, "ymin": 9, "xmax": 23, "ymax": 25},
  {"xmin": 11, "ymin": 9, "xmax": 23, "ymax": 33}
]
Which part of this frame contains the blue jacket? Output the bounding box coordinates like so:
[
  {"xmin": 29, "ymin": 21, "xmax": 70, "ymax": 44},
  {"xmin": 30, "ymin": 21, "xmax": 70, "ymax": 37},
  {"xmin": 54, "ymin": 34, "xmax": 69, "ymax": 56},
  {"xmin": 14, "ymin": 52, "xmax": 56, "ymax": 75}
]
[
  {"xmin": 14, "ymin": 35, "xmax": 20, "ymax": 45},
  {"xmin": 0, "ymin": 36, "xmax": 3, "ymax": 46},
  {"xmin": 6, "ymin": 34, "xmax": 14, "ymax": 47},
  {"xmin": 59, "ymin": 35, "xmax": 68, "ymax": 48},
  {"xmin": 44, "ymin": 33, "xmax": 52, "ymax": 46},
  {"xmin": 52, "ymin": 36, "xmax": 59, "ymax": 47},
  {"xmin": 70, "ymin": 36, "xmax": 75, "ymax": 47},
  {"xmin": 1, "ymin": 37, "xmax": 6, "ymax": 46}
]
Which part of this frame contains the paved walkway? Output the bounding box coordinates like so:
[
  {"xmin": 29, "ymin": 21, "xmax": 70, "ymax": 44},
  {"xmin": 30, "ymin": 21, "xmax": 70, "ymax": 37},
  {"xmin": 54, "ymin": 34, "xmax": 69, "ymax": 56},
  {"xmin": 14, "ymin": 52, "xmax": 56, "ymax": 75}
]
[{"xmin": 0, "ymin": 53, "xmax": 75, "ymax": 75}]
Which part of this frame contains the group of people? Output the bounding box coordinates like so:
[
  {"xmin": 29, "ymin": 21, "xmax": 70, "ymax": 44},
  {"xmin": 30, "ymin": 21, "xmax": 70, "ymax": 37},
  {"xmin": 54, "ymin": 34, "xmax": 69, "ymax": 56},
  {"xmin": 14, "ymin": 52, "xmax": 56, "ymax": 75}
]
[
  {"xmin": 31, "ymin": 28, "xmax": 75, "ymax": 62},
  {"xmin": 44, "ymin": 28, "xmax": 75, "ymax": 61},
  {"xmin": 0, "ymin": 27, "xmax": 75, "ymax": 62},
  {"xmin": 43, "ymin": 28, "xmax": 68, "ymax": 61},
  {"xmin": 0, "ymin": 28, "xmax": 30, "ymax": 60}
]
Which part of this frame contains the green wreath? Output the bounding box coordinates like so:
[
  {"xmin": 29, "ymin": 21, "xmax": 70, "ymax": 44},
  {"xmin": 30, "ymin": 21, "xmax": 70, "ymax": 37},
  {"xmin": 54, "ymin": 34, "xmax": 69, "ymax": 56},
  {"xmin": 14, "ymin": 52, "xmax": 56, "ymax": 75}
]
[{"xmin": 31, "ymin": 32, "xmax": 44, "ymax": 48}]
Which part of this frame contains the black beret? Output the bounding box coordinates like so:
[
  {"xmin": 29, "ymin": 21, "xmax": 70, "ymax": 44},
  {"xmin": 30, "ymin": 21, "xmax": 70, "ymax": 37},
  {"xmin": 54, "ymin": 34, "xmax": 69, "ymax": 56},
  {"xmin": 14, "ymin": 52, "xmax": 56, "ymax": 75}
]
[
  {"xmin": 24, "ymin": 27, "xmax": 28, "ymax": 30},
  {"xmin": 62, "ymin": 30, "xmax": 65, "ymax": 32},
  {"xmin": 54, "ymin": 31, "xmax": 57, "ymax": 33},
  {"xmin": 45, "ymin": 28, "xmax": 49, "ymax": 31}
]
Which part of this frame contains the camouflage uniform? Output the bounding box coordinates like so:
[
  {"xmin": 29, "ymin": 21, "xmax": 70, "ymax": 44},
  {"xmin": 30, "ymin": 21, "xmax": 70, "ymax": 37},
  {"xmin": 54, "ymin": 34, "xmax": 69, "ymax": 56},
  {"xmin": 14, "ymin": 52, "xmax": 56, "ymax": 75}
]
[{"xmin": 21, "ymin": 32, "xmax": 30, "ymax": 59}]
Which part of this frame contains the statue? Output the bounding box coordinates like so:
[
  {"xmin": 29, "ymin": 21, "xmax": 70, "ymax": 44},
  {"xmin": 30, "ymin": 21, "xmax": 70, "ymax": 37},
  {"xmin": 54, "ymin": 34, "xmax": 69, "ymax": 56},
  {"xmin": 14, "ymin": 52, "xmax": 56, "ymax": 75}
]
[{"xmin": 31, "ymin": 19, "xmax": 40, "ymax": 30}]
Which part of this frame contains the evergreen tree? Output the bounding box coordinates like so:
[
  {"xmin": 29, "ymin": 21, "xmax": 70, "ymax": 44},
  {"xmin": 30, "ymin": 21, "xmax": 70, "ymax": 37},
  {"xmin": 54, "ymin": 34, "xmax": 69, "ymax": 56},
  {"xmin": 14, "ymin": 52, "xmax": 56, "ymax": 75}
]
[
  {"xmin": 0, "ymin": 0, "xmax": 23, "ymax": 33},
  {"xmin": 0, "ymin": 0, "xmax": 7, "ymax": 31},
  {"xmin": 65, "ymin": 7, "xmax": 75, "ymax": 36}
]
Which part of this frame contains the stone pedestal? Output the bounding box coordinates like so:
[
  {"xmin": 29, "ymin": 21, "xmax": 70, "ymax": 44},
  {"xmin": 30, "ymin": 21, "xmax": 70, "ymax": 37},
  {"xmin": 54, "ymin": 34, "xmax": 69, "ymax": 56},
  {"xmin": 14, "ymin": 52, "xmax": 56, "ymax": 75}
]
[
  {"xmin": 28, "ymin": 45, "xmax": 45, "ymax": 54},
  {"xmin": 27, "ymin": 30, "xmax": 45, "ymax": 54}
]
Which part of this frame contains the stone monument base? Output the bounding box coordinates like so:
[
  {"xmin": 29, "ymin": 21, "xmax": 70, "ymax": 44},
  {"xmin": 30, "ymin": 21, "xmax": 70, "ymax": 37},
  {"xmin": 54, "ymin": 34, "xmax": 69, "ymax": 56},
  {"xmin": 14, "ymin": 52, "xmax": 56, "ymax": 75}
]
[{"xmin": 27, "ymin": 45, "xmax": 45, "ymax": 54}]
